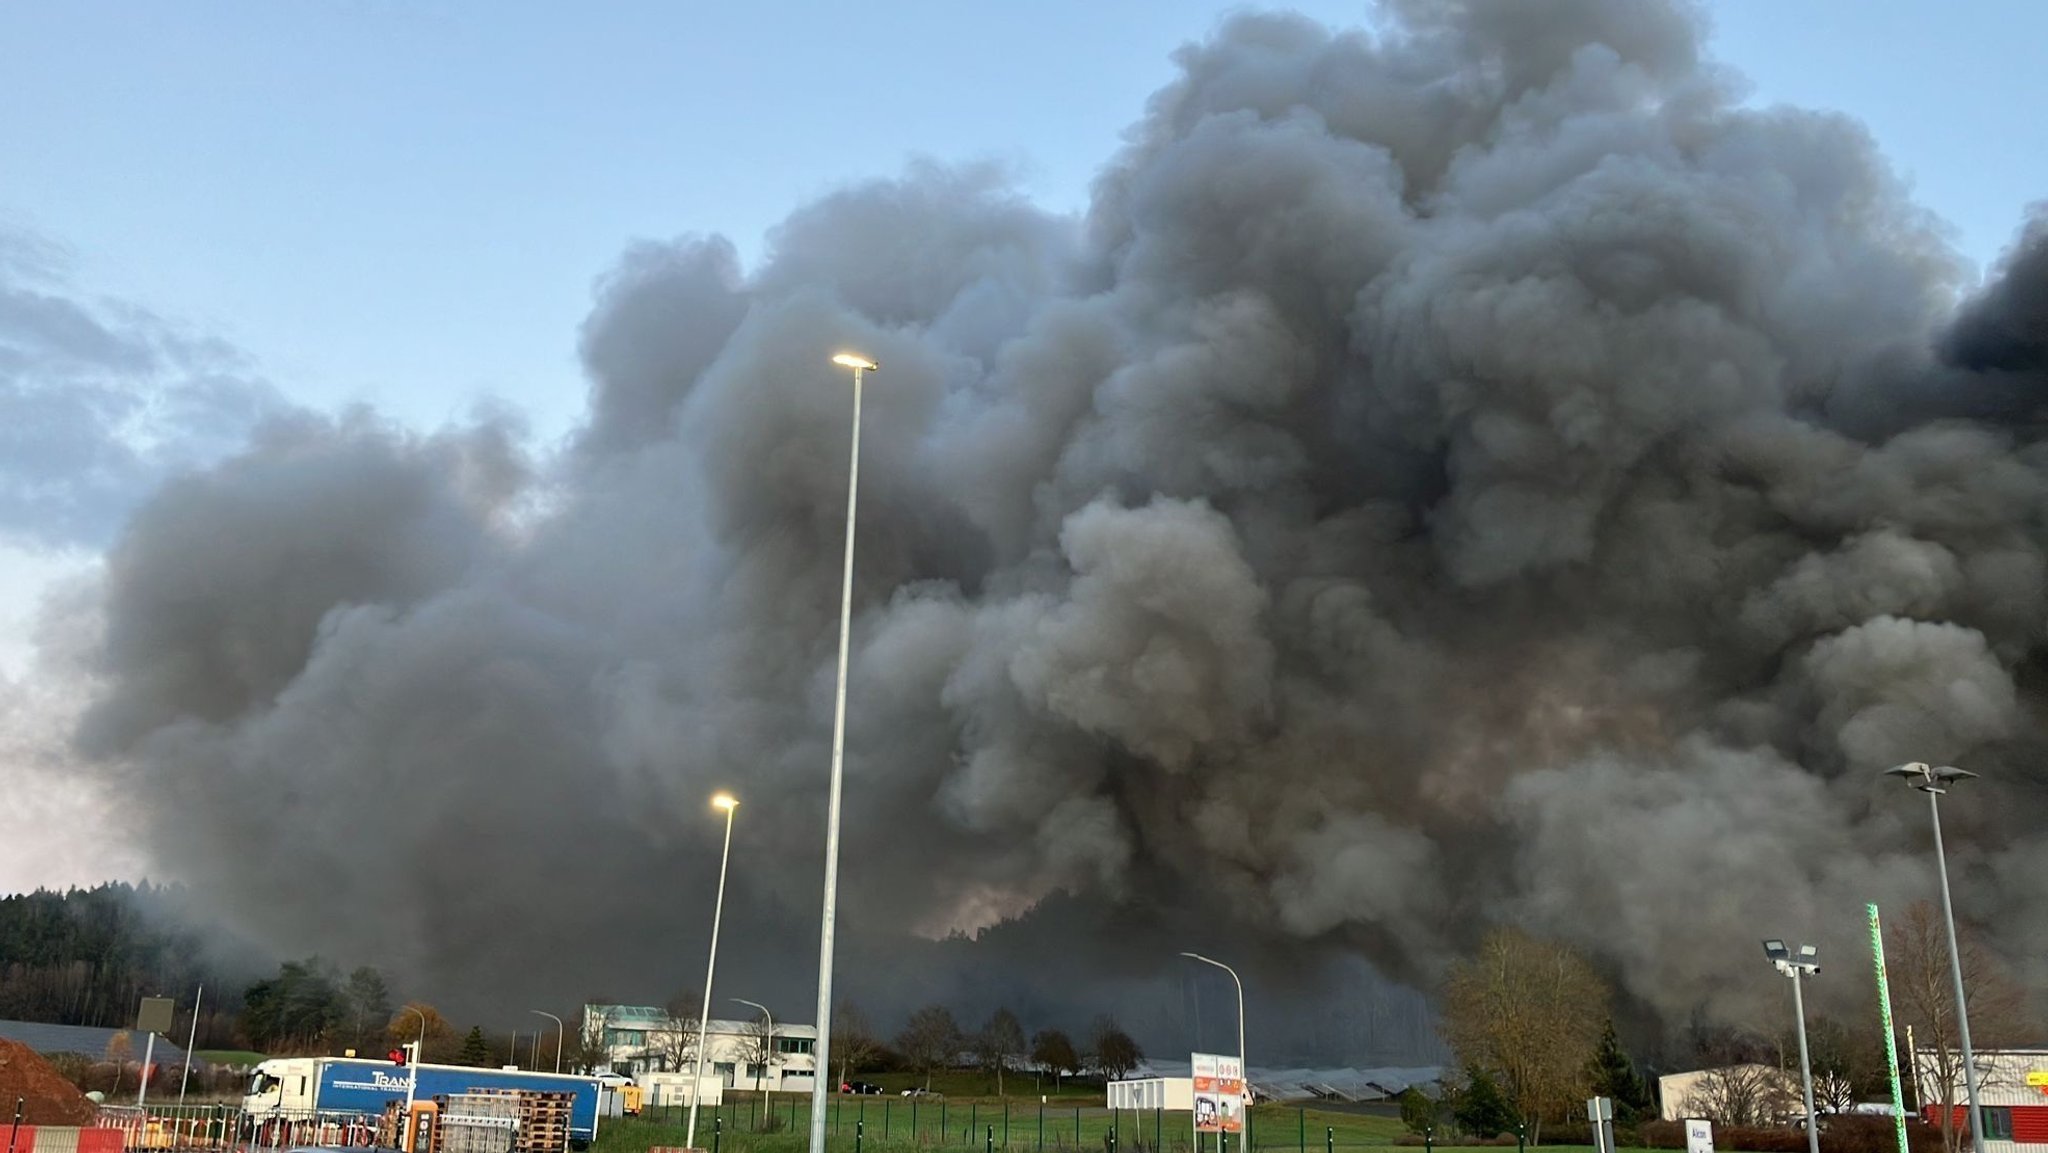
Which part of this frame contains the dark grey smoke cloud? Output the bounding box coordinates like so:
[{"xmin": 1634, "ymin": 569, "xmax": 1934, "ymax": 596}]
[{"xmin": 67, "ymin": 0, "xmax": 2048, "ymax": 1057}]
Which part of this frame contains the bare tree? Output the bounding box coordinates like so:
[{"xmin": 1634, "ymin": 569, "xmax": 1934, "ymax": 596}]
[
  {"xmin": 976, "ymin": 1008, "xmax": 1027, "ymax": 1096},
  {"xmin": 1031, "ymin": 1029, "xmax": 1080, "ymax": 1090},
  {"xmin": 562, "ymin": 1013, "xmax": 612, "ymax": 1074},
  {"xmin": 104, "ymin": 1032, "xmax": 132, "ymax": 1097},
  {"xmin": 1089, "ymin": 1016, "xmax": 1143, "ymax": 1081},
  {"xmin": 386, "ymin": 1003, "xmax": 455, "ymax": 1063},
  {"xmin": 1681, "ymin": 1065, "xmax": 1799, "ymax": 1126},
  {"xmin": 897, "ymin": 1005, "xmax": 964, "ymax": 1092},
  {"xmin": 736, "ymin": 1013, "xmax": 781, "ymax": 1095},
  {"xmin": 1890, "ymin": 901, "xmax": 2033, "ymax": 1153},
  {"xmin": 1441, "ymin": 927, "xmax": 1610, "ymax": 1135},
  {"xmin": 654, "ymin": 991, "xmax": 705, "ymax": 1074},
  {"xmin": 834, "ymin": 1002, "xmax": 882, "ymax": 1088},
  {"xmin": 1800, "ymin": 1017, "xmax": 1885, "ymax": 1114}
]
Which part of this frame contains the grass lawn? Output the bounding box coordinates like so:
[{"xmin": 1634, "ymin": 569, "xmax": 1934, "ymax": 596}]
[
  {"xmin": 594, "ymin": 1100, "xmax": 1523, "ymax": 1153},
  {"xmin": 191, "ymin": 1049, "xmax": 269, "ymax": 1066}
]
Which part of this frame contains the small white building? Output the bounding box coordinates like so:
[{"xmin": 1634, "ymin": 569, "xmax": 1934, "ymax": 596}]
[
  {"xmin": 1109, "ymin": 1078, "xmax": 1194, "ymax": 1111},
  {"xmin": 581, "ymin": 1005, "xmax": 817, "ymax": 1094},
  {"xmin": 1656, "ymin": 1065, "xmax": 1801, "ymax": 1123}
]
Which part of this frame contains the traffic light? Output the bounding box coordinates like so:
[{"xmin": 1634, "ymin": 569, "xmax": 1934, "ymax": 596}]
[{"xmin": 389, "ymin": 1048, "xmax": 406, "ymax": 1065}]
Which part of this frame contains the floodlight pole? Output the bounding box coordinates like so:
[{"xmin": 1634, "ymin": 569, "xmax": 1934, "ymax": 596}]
[
  {"xmin": 1928, "ymin": 787, "xmax": 1987, "ymax": 1153},
  {"xmin": 1888, "ymin": 763, "xmax": 1987, "ymax": 1153},
  {"xmin": 810, "ymin": 353, "xmax": 874, "ymax": 1153},
  {"xmin": 1790, "ymin": 966, "xmax": 1820, "ymax": 1153}
]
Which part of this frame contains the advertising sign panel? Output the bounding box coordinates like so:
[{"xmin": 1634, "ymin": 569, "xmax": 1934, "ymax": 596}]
[{"xmin": 1192, "ymin": 1052, "xmax": 1244, "ymax": 1135}]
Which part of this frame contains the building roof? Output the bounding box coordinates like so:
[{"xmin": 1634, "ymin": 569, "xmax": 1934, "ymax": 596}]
[
  {"xmin": 585, "ymin": 1007, "xmax": 816, "ymax": 1038},
  {"xmin": 0, "ymin": 1019, "xmax": 187, "ymax": 1065}
]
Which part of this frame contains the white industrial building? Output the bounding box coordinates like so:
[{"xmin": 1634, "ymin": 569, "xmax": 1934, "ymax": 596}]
[
  {"xmin": 1912, "ymin": 1046, "xmax": 2048, "ymax": 1145},
  {"xmin": 581, "ymin": 1004, "xmax": 817, "ymax": 1094},
  {"xmin": 1109, "ymin": 1078, "xmax": 1195, "ymax": 1111}
]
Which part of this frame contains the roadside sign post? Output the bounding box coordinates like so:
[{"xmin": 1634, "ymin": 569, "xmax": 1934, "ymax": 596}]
[
  {"xmin": 1586, "ymin": 1096, "xmax": 1614, "ymax": 1153},
  {"xmin": 136, "ymin": 996, "xmax": 175, "ymax": 1107}
]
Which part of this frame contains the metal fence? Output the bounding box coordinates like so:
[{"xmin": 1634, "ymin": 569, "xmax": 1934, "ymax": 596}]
[
  {"xmin": 632, "ymin": 1098, "xmax": 1398, "ymax": 1153},
  {"xmin": 96, "ymin": 1106, "xmax": 381, "ymax": 1151}
]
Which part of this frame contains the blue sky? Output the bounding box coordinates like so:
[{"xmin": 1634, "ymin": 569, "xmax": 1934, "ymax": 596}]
[{"xmin": 3, "ymin": 1, "xmax": 2041, "ymax": 446}]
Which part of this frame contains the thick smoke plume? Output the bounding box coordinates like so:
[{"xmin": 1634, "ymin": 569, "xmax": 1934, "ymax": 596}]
[{"xmin": 66, "ymin": 0, "xmax": 2048, "ymax": 1057}]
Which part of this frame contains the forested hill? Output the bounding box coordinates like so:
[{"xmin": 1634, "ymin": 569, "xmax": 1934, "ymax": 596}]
[{"xmin": 0, "ymin": 882, "xmax": 251, "ymax": 1048}]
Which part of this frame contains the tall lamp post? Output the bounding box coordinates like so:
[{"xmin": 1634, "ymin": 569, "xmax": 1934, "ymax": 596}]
[
  {"xmin": 1762, "ymin": 941, "xmax": 1822, "ymax": 1153},
  {"xmin": 1180, "ymin": 953, "xmax": 1247, "ymax": 1125},
  {"xmin": 688, "ymin": 793, "xmax": 741, "ymax": 1150},
  {"xmin": 809, "ymin": 351, "xmax": 875, "ymax": 1153},
  {"xmin": 1886, "ymin": 762, "xmax": 1987, "ymax": 1153},
  {"xmin": 401, "ymin": 1005, "xmax": 428, "ymax": 1133},
  {"xmin": 732, "ymin": 999, "xmax": 774, "ymax": 1097},
  {"xmin": 531, "ymin": 1011, "xmax": 564, "ymax": 1074}
]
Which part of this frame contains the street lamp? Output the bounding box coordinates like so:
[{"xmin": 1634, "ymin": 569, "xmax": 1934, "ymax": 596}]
[
  {"xmin": 809, "ymin": 351, "xmax": 874, "ymax": 1153},
  {"xmin": 732, "ymin": 999, "xmax": 774, "ymax": 1097},
  {"xmin": 1885, "ymin": 762, "xmax": 1987, "ymax": 1153},
  {"xmin": 688, "ymin": 792, "xmax": 740, "ymax": 1150},
  {"xmin": 531, "ymin": 1011, "xmax": 564, "ymax": 1074},
  {"xmin": 1762, "ymin": 941, "xmax": 1821, "ymax": 1153},
  {"xmin": 401, "ymin": 1005, "xmax": 428, "ymax": 1132},
  {"xmin": 1180, "ymin": 953, "xmax": 1247, "ymax": 1122}
]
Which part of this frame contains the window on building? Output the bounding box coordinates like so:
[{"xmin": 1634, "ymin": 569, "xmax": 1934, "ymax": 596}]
[
  {"xmin": 745, "ymin": 1063, "xmax": 766, "ymax": 1079},
  {"xmin": 713, "ymin": 1062, "xmax": 737, "ymax": 1076},
  {"xmin": 604, "ymin": 1028, "xmax": 647, "ymax": 1048},
  {"xmin": 775, "ymin": 1038, "xmax": 813, "ymax": 1055},
  {"xmin": 1982, "ymin": 1108, "xmax": 2013, "ymax": 1141}
]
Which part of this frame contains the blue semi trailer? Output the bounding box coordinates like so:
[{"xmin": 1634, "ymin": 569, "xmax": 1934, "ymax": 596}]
[{"xmin": 244, "ymin": 1055, "xmax": 604, "ymax": 1147}]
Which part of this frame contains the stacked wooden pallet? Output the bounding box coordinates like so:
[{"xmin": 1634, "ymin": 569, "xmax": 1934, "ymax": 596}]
[{"xmin": 462, "ymin": 1088, "xmax": 576, "ymax": 1153}]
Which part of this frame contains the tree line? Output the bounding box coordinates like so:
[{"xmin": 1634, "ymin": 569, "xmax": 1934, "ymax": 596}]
[
  {"xmin": 844, "ymin": 1003, "xmax": 1143, "ymax": 1093},
  {"xmin": 0, "ymin": 883, "xmax": 247, "ymax": 1048}
]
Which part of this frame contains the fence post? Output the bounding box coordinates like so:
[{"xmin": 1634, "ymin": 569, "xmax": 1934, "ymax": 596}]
[
  {"xmin": 989, "ymin": 1125, "xmax": 996, "ymax": 1153},
  {"xmin": 1424, "ymin": 1128, "xmax": 1433, "ymax": 1153},
  {"xmin": 1006, "ymin": 1101, "xmax": 1011, "ymax": 1148},
  {"xmin": 1325, "ymin": 1127, "xmax": 1333, "ymax": 1153},
  {"xmin": 1517, "ymin": 1120, "xmax": 1526, "ymax": 1153},
  {"xmin": 885, "ymin": 1098, "xmax": 892, "ymax": 1142},
  {"xmin": 858, "ymin": 1118, "xmax": 865, "ymax": 1153},
  {"xmin": 914, "ymin": 1099, "xmax": 920, "ymax": 1145},
  {"xmin": 973, "ymin": 1104, "xmax": 980, "ymax": 1147},
  {"xmin": 1075, "ymin": 1107, "xmax": 1081, "ymax": 1146},
  {"xmin": 1038, "ymin": 1102, "xmax": 1044, "ymax": 1153},
  {"xmin": 714, "ymin": 1114, "xmax": 723, "ymax": 1153}
]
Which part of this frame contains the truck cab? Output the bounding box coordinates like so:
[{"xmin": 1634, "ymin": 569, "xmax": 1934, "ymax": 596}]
[{"xmin": 245, "ymin": 1058, "xmax": 322, "ymax": 1113}]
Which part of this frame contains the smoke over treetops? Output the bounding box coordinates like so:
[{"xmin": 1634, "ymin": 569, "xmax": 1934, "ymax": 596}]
[{"xmin": 57, "ymin": 0, "xmax": 2048, "ymax": 1052}]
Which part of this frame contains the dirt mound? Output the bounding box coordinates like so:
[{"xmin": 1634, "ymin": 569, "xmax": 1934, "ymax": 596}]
[{"xmin": 0, "ymin": 1038, "xmax": 98, "ymax": 1125}]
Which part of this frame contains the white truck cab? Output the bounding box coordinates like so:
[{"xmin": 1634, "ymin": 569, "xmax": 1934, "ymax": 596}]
[{"xmin": 245, "ymin": 1058, "xmax": 321, "ymax": 1113}]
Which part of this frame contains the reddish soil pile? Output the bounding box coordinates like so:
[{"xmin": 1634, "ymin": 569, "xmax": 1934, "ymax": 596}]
[{"xmin": 0, "ymin": 1037, "xmax": 97, "ymax": 1125}]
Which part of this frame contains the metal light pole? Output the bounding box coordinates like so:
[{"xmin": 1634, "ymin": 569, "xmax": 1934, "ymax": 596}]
[
  {"xmin": 809, "ymin": 351, "xmax": 875, "ymax": 1153},
  {"xmin": 402, "ymin": 1006, "xmax": 428, "ymax": 1128},
  {"xmin": 1180, "ymin": 953, "xmax": 1247, "ymax": 1126},
  {"xmin": 1762, "ymin": 941, "xmax": 1821, "ymax": 1153},
  {"xmin": 532, "ymin": 1011, "xmax": 564, "ymax": 1074},
  {"xmin": 688, "ymin": 793, "xmax": 741, "ymax": 1150},
  {"xmin": 179, "ymin": 985, "xmax": 203, "ymax": 1106},
  {"xmin": 732, "ymin": 999, "xmax": 774, "ymax": 1097},
  {"xmin": 1886, "ymin": 763, "xmax": 1987, "ymax": 1153}
]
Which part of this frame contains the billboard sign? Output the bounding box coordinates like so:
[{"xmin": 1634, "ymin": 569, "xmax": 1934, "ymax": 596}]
[
  {"xmin": 1192, "ymin": 1052, "xmax": 1244, "ymax": 1135},
  {"xmin": 1686, "ymin": 1119, "xmax": 1715, "ymax": 1153}
]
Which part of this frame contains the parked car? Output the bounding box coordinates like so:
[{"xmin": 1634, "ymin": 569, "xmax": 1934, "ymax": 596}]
[{"xmin": 842, "ymin": 1081, "xmax": 885, "ymax": 1095}]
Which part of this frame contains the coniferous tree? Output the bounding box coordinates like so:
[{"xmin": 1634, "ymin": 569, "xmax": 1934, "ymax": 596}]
[
  {"xmin": 1586, "ymin": 1020, "xmax": 1651, "ymax": 1124},
  {"xmin": 458, "ymin": 1026, "xmax": 491, "ymax": 1067}
]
